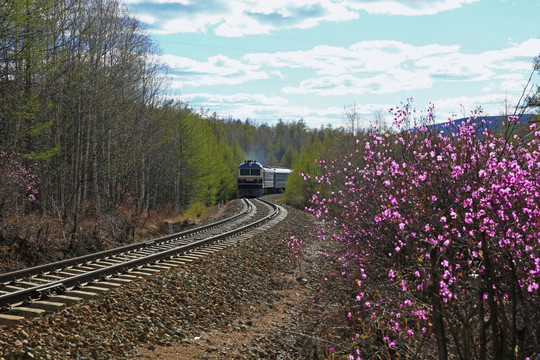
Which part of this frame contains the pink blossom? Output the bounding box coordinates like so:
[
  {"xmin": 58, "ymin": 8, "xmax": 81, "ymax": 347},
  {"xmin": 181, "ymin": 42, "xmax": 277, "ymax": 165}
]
[{"xmin": 299, "ymin": 100, "xmax": 540, "ymax": 357}]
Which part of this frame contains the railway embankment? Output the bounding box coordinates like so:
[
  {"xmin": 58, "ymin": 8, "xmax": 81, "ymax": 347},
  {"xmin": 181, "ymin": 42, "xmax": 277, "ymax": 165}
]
[{"xmin": 0, "ymin": 201, "xmax": 348, "ymax": 359}]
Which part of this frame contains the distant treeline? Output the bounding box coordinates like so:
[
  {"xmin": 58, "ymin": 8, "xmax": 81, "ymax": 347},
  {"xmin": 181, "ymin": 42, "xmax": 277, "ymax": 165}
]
[{"xmin": 0, "ymin": 0, "xmax": 349, "ymax": 221}]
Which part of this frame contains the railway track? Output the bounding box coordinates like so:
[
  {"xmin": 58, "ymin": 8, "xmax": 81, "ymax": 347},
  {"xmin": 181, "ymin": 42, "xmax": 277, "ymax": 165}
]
[{"xmin": 0, "ymin": 198, "xmax": 287, "ymax": 325}]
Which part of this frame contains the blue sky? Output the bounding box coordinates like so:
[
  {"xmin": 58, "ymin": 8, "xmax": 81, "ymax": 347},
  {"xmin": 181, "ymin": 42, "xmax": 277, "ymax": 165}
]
[{"xmin": 122, "ymin": 0, "xmax": 540, "ymax": 129}]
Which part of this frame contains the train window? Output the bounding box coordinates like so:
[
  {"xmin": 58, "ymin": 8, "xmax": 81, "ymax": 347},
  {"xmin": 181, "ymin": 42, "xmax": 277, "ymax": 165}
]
[
  {"xmin": 251, "ymin": 169, "xmax": 261, "ymax": 176},
  {"xmin": 240, "ymin": 169, "xmax": 250, "ymax": 175}
]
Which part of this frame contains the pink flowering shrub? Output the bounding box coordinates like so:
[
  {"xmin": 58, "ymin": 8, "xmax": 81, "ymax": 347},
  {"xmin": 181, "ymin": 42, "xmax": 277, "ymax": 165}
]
[
  {"xmin": 0, "ymin": 152, "xmax": 39, "ymax": 208},
  {"xmin": 284, "ymin": 235, "xmax": 304, "ymax": 261},
  {"xmin": 305, "ymin": 102, "xmax": 539, "ymax": 359},
  {"xmin": 0, "ymin": 152, "xmax": 40, "ymax": 238}
]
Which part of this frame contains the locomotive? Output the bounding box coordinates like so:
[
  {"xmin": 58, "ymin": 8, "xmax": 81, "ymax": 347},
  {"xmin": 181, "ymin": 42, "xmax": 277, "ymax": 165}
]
[{"xmin": 237, "ymin": 160, "xmax": 292, "ymax": 198}]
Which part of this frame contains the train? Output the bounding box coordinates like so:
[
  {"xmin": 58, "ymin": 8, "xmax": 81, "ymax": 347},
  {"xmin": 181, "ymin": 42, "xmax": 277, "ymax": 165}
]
[{"xmin": 237, "ymin": 160, "xmax": 292, "ymax": 198}]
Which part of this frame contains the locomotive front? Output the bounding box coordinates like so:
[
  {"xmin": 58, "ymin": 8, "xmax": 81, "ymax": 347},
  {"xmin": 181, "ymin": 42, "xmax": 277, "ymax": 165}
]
[{"xmin": 237, "ymin": 160, "xmax": 263, "ymax": 197}]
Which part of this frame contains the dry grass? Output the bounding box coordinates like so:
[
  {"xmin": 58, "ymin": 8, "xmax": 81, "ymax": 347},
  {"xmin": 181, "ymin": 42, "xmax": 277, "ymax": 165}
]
[{"xmin": 0, "ymin": 202, "xmax": 206, "ymax": 273}]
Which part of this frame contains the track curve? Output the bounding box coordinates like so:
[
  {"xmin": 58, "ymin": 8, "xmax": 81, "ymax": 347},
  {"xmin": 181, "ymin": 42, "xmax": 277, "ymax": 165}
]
[{"xmin": 0, "ymin": 198, "xmax": 287, "ymax": 324}]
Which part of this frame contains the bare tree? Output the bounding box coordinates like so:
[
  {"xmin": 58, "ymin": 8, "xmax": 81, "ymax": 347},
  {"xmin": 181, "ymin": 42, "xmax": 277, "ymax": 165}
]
[
  {"xmin": 344, "ymin": 103, "xmax": 361, "ymax": 135},
  {"xmin": 371, "ymin": 110, "xmax": 388, "ymax": 132}
]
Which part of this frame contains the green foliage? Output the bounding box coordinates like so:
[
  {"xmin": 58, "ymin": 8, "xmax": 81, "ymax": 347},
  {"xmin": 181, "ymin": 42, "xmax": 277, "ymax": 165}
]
[
  {"xmin": 223, "ymin": 119, "xmax": 311, "ymax": 167},
  {"xmin": 156, "ymin": 104, "xmax": 245, "ymax": 210},
  {"xmin": 27, "ymin": 118, "xmax": 54, "ymax": 137},
  {"xmin": 184, "ymin": 201, "xmax": 207, "ymax": 220},
  {"xmin": 24, "ymin": 147, "xmax": 59, "ymax": 161},
  {"xmin": 189, "ymin": 117, "xmax": 224, "ymax": 205},
  {"xmin": 281, "ymin": 146, "xmax": 297, "ymax": 169},
  {"xmin": 283, "ymin": 144, "xmax": 318, "ymax": 208},
  {"xmin": 283, "ymin": 129, "xmax": 345, "ymax": 208}
]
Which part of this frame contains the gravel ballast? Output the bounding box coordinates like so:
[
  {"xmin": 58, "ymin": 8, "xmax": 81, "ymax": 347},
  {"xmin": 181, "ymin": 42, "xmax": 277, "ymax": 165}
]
[{"xmin": 0, "ymin": 201, "xmax": 341, "ymax": 359}]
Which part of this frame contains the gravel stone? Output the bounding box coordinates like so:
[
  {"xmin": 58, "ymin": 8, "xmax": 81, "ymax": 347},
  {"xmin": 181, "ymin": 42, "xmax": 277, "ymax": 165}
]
[{"xmin": 0, "ymin": 199, "xmax": 332, "ymax": 359}]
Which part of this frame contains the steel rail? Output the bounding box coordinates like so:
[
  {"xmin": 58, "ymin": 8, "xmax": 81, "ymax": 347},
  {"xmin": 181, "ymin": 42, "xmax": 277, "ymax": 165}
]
[
  {"xmin": 0, "ymin": 199, "xmax": 279, "ymax": 310},
  {"xmin": 0, "ymin": 199, "xmax": 251, "ymax": 285}
]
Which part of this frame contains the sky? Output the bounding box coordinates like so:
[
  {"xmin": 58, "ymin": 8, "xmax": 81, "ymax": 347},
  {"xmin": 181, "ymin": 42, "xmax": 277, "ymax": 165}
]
[{"xmin": 121, "ymin": 0, "xmax": 540, "ymax": 129}]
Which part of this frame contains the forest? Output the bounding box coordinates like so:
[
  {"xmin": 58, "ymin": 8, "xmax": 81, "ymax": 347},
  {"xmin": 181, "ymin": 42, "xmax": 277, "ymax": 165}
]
[{"xmin": 0, "ymin": 0, "xmax": 348, "ymax": 271}]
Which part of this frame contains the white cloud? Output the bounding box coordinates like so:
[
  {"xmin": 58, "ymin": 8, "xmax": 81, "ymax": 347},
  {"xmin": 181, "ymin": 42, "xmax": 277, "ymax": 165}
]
[
  {"xmin": 123, "ymin": 0, "xmax": 479, "ymax": 36},
  {"xmin": 160, "ymin": 37, "xmax": 538, "ymax": 101},
  {"xmin": 158, "ymin": 15, "xmax": 224, "ymax": 35},
  {"xmin": 214, "ymin": 0, "xmax": 359, "ymax": 37},
  {"xmin": 432, "ymin": 93, "xmax": 524, "ymax": 118},
  {"xmin": 344, "ymin": 0, "xmax": 480, "ymax": 16},
  {"xmin": 482, "ymin": 73, "xmax": 531, "ymax": 93},
  {"xmin": 245, "ymin": 39, "xmax": 538, "ymax": 96},
  {"xmin": 178, "ymin": 92, "xmax": 290, "ymax": 107},
  {"xmin": 165, "ymin": 90, "xmax": 530, "ymax": 129},
  {"xmin": 282, "ymin": 70, "xmax": 434, "ymax": 95},
  {"xmin": 136, "ymin": 13, "xmax": 156, "ymax": 24},
  {"xmin": 167, "ymin": 91, "xmax": 398, "ymax": 128},
  {"xmin": 160, "ymin": 54, "xmax": 269, "ymax": 86},
  {"xmin": 123, "ymin": 0, "xmax": 190, "ymax": 3},
  {"xmin": 166, "ymin": 91, "xmax": 344, "ymax": 126},
  {"xmin": 270, "ymin": 70, "xmax": 285, "ymax": 79},
  {"xmin": 416, "ymin": 53, "xmax": 494, "ymax": 81},
  {"xmin": 247, "ymin": 41, "xmax": 458, "ymax": 95},
  {"xmin": 244, "ymin": 41, "xmax": 460, "ymax": 78},
  {"xmin": 417, "ymin": 39, "xmax": 540, "ymax": 79}
]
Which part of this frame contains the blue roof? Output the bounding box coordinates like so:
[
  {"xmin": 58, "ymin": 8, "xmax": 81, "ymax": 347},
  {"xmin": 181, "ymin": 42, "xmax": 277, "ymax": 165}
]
[{"xmin": 238, "ymin": 160, "xmax": 263, "ymax": 169}]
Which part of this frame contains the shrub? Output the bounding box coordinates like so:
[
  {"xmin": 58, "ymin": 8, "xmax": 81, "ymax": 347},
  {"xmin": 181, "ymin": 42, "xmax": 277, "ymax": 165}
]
[
  {"xmin": 0, "ymin": 152, "xmax": 39, "ymax": 238},
  {"xmin": 305, "ymin": 103, "xmax": 540, "ymax": 359}
]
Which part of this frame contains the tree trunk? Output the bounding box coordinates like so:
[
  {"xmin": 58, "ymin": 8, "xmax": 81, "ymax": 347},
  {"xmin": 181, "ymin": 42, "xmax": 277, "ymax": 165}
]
[
  {"xmin": 430, "ymin": 247, "xmax": 448, "ymax": 360},
  {"xmin": 82, "ymin": 116, "xmax": 90, "ymax": 206},
  {"xmin": 139, "ymin": 148, "xmax": 146, "ymax": 211},
  {"xmin": 478, "ymin": 291, "xmax": 487, "ymax": 360},
  {"xmin": 482, "ymin": 233, "xmax": 504, "ymax": 359},
  {"xmin": 92, "ymin": 120, "xmax": 101, "ymax": 212}
]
